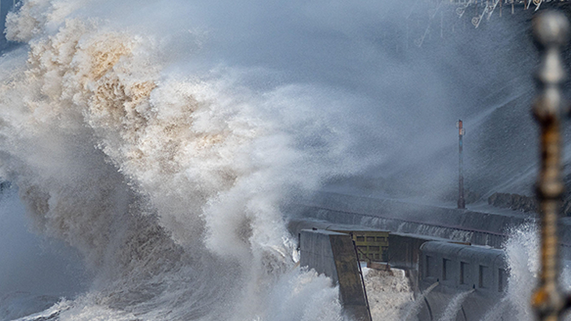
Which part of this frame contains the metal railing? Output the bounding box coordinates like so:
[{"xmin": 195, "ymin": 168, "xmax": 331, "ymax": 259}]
[{"xmin": 531, "ymin": 10, "xmax": 571, "ymax": 321}]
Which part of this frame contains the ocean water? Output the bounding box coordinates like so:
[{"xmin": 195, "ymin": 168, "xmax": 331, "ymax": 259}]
[
  {"xmin": 0, "ymin": 0, "xmax": 560, "ymax": 320},
  {"xmin": 0, "ymin": 0, "xmax": 359, "ymax": 319}
]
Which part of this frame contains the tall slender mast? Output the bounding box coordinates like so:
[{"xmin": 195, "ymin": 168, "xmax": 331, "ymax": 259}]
[{"xmin": 457, "ymin": 119, "xmax": 466, "ymax": 209}]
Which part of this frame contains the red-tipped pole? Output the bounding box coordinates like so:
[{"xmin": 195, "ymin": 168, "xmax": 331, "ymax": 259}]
[{"xmin": 457, "ymin": 120, "xmax": 466, "ymax": 209}]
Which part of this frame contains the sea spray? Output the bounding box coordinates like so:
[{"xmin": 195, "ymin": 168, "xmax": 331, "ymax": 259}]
[
  {"xmin": 14, "ymin": 299, "xmax": 72, "ymax": 321},
  {"xmin": 500, "ymin": 222, "xmax": 540, "ymax": 320},
  {"xmin": 0, "ymin": 0, "xmax": 556, "ymax": 320},
  {"xmin": 478, "ymin": 297, "xmax": 509, "ymax": 321},
  {"xmin": 403, "ymin": 281, "xmax": 439, "ymax": 321},
  {"xmin": 0, "ymin": 0, "xmax": 370, "ymax": 320},
  {"xmin": 363, "ymin": 267, "xmax": 415, "ymax": 321},
  {"xmin": 437, "ymin": 289, "xmax": 473, "ymax": 321},
  {"xmin": 477, "ymin": 222, "xmax": 571, "ymax": 321}
]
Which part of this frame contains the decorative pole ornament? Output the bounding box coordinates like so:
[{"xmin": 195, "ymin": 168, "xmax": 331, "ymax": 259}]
[{"xmin": 531, "ymin": 10, "xmax": 570, "ymax": 321}]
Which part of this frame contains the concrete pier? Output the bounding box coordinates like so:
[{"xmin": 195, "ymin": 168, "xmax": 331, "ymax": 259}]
[
  {"xmin": 299, "ymin": 229, "xmax": 371, "ymax": 321},
  {"xmin": 292, "ymin": 191, "xmax": 571, "ymax": 258}
]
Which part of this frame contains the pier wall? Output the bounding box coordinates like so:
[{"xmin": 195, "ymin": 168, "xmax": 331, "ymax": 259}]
[
  {"xmin": 292, "ymin": 192, "xmax": 571, "ymax": 258},
  {"xmin": 299, "ymin": 229, "xmax": 371, "ymax": 321}
]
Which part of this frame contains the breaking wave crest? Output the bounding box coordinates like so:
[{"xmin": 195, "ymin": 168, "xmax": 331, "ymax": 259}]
[{"xmin": 0, "ymin": 1, "xmax": 363, "ymax": 320}]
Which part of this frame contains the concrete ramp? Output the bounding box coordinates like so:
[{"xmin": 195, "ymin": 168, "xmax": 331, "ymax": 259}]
[{"xmin": 299, "ymin": 229, "xmax": 372, "ymax": 321}]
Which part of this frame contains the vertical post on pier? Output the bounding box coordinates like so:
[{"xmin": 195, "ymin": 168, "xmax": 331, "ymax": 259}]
[{"xmin": 457, "ymin": 120, "xmax": 466, "ymax": 209}]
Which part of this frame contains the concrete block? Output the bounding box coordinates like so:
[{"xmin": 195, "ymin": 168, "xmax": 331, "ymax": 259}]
[{"xmin": 300, "ymin": 229, "xmax": 371, "ymax": 321}]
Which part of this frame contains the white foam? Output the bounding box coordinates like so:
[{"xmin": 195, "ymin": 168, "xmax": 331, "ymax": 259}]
[
  {"xmin": 364, "ymin": 268, "xmax": 415, "ymax": 321},
  {"xmin": 437, "ymin": 290, "xmax": 473, "ymax": 321},
  {"xmin": 0, "ymin": 1, "xmax": 365, "ymax": 320}
]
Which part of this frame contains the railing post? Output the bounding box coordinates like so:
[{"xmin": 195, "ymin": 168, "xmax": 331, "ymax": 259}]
[{"xmin": 531, "ymin": 10, "xmax": 569, "ymax": 321}]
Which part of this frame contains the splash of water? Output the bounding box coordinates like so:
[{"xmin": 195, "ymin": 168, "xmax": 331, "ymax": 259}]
[
  {"xmin": 478, "ymin": 222, "xmax": 571, "ymax": 321},
  {"xmin": 363, "ymin": 268, "xmax": 415, "ymax": 321},
  {"xmin": 478, "ymin": 296, "xmax": 509, "ymax": 321},
  {"xmin": 0, "ymin": 0, "xmax": 368, "ymax": 320},
  {"xmin": 498, "ymin": 222, "xmax": 540, "ymax": 321},
  {"xmin": 0, "ymin": 0, "xmax": 551, "ymax": 320},
  {"xmin": 437, "ymin": 289, "xmax": 473, "ymax": 321},
  {"xmin": 402, "ymin": 281, "xmax": 439, "ymax": 321}
]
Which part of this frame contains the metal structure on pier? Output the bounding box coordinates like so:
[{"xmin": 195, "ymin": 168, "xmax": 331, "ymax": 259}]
[{"xmin": 531, "ymin": 10, "xmax": 571, "ymax": 321}]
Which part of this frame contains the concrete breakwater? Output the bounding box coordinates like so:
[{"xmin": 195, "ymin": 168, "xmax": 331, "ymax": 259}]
[
  {"xmin": 291, "ymin": 191, "xmax": 571, "ymax": 257},
  {"xmin": 291, "ymin": 192, "xmax": 571, "ymax": 320},
  {"xmin": 295, "ymin": 224, "xmax": 513, "ymax": 321}
]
